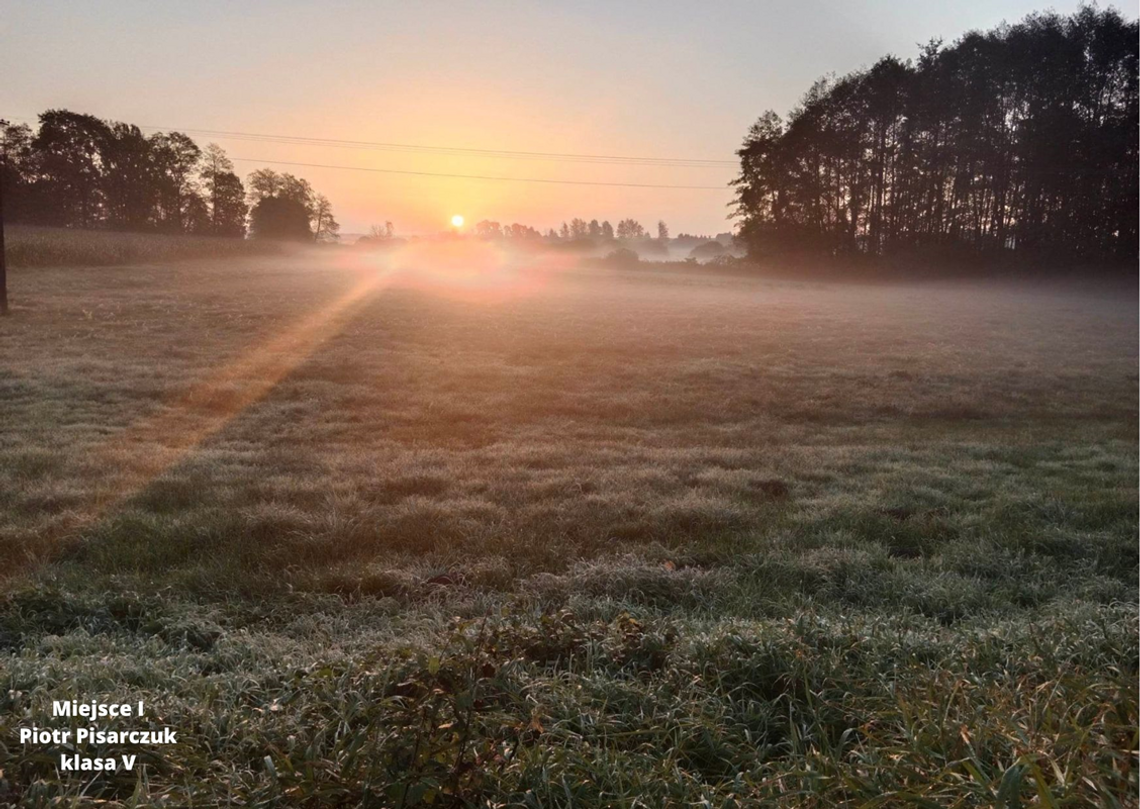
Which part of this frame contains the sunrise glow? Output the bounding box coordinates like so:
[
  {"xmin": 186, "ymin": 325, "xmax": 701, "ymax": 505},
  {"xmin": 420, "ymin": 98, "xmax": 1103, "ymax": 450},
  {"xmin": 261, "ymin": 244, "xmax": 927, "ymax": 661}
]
[{"xmin": 451, "ymin": 214, "xmax": 465, "ymax": 229}]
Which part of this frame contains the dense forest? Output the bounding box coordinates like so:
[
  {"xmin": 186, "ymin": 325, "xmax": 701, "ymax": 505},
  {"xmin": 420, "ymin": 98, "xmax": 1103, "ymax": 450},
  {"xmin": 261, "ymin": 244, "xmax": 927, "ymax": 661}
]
[
  {"xmin": 733, "ymin": 7, "xmax": 1138, "ymax": 265},
  {"xmin": 0, "ymin": 111, "xmax": 338, "ymax": 241}
]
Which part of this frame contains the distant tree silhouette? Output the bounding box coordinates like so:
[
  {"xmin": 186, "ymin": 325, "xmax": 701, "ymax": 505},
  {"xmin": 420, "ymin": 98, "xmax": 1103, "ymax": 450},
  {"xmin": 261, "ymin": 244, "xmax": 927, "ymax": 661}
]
[
  {"xmin": 250, "ymin": 196, "xmax": 313, "ymax": 241},
  {"xmin": 604, "ymin": 247, "xmax": 640, "ymax": 266},
  {"xmin": 474, "ymin": 220, "xmax": 502, "ymax": 239},
  {"xmin": 506, "ymin": 223, "xmax": 541, "ymax": 239},
  {"xmin": 657, "ymin": 220, "xmax": 669, "ymax": 240},
  {"xmin": 733, "ymin": 7, "xmax": 1138, "ymax": 265},
  {"xmin": 356, "ymin": 221, "xmax": 401, "ymax": 249},
  {"xmin": 370, "ymin": 222, "xmax": 395, "ymax": 239},
  {"xmin": 690, "ymin": 240, "xmax": 726, "ymax": 259},
  {"xmin": 601, "ymin": 220, "xmax": 615, "ymax": 240},
  {"xmin": 616, "ymin": 219, "xmax": 645, "ymax": 240}
]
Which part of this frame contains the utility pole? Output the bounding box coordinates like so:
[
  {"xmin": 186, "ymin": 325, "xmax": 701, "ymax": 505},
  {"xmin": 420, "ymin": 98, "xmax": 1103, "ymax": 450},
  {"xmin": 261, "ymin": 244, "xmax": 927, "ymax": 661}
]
[{"xmin": 0, "ymin": 153, "xmax": 8, "ymax": 315}]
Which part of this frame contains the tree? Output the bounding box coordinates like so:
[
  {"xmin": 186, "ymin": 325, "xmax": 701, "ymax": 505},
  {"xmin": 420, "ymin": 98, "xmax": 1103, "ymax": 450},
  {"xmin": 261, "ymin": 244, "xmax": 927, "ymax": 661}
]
[
  {"xmin": 732, "ymin": 7, "xmax": 1139, "ymax": 264},
  {"xmin": 569, "ymin": 218, "xmax": 588, "ymax": 239},
  {"xmin": 506, "ymin": 223, "xmax": 540, "ymax": 239},
  {"xmin": 210, "ymin": 171, "xmax": 247, "ymax": 237},
  {"xmin": 247, "ymin": 169, "xmax": 324, "ymax": 235},
  {"xmin": 474, "ymin": 220, "xmax": 502, "ymax": 239},
  {"xmin": 33, "ymin": 110, "xmax": 111, "ymax": 228},
  {"xmin": 1, "ymin": 120, "xmax": 39, "ymax": 223},
  {"xmin": 588, "ymin": 219, "xmax": 602, "ymax": 238},
  {"xmin": 615, "ymin": 219, "xmax": 645, "ymax": 240},
  {"xmin": 183, "ymin": 192, "xmax": 211, "ymax": 234},
  {"xmin": 369, "ymin": 222, "xmax": 395, "ymax": 239},
  {"xmin": 150, "ymin": 131, "xmax": 202, "ymax": 233},
  {"xmin": 657, "ymin": 220, "xmax": 669, "ymax": 240},
  {"xmin": 246, "ymin": 168, "xmax": 284, "ymax": 204},
  {"xmin": 250, "ymin": 196, "xmax": 312, "ymax": 241},
  {"xmin": 0, "ymin": 109, "xmax": 341, "ymax": 242},
  {"xmin": 311, "ymin": 194, "xmax": 339, "ymax": 242},
  {"xmin": 604, "ymin": 247, "xmax": 639, "ymax": 266},
  {"xmin": 99, "ymin": 122, "xmax": 157, "ymax": 231},
  {"xmin": 199, "ymin": 144, "xmax": 246, "ymax": 236},
  {"xmin": 601, "ymin": 220, "xmax": 615, "ymax": 240},
  {"xmin": 280, "ymin": 174, "xmax": 315, "ymax": 213}
]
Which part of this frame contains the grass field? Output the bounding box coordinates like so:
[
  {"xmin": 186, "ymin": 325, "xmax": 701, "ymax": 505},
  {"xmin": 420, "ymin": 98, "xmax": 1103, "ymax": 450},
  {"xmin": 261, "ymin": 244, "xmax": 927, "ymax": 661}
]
[
  {"xmin": 6, "ymin": 225, "xmax": 288, "ymax": 269},
  {"xmin": 0, "ymin": 250, "xmax": 1136, "ymax": 806}
]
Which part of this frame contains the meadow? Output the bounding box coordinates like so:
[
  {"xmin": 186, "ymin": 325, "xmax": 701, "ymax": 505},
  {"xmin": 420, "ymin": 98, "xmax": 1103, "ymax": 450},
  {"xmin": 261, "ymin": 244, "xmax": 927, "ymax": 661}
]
[
  {"xmin": 0, "ymin": 242, "xmax": 1136, "ymax": 806},
  {"xmin": 5, "ymin": 225, "xmax": 287, "ymax": 269}
]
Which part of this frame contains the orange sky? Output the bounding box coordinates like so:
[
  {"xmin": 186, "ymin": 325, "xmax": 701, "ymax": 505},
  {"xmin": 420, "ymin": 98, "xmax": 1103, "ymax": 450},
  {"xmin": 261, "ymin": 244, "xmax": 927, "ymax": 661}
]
[{"xmin": 1, "ymin": 0, "xmax": 1095, "ymax": 235}]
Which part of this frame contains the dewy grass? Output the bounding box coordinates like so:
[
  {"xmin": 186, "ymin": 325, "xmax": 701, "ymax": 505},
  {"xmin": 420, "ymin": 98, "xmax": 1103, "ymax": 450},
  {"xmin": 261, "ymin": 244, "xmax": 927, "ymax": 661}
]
[{"xmin": 0, "ymin": 253, "xmax": 1135, "ymax": 806}]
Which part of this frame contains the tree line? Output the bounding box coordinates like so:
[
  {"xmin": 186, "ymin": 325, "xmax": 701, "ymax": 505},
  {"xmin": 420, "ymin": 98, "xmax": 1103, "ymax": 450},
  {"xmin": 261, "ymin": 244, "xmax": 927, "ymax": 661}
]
[
  {"xmin": 468, "ymin": 218, "xmax": 670, "ymax": 242},
  {"xmin": 733, "ymin": 7, "xmax": 1138, "ymax": 265},
  {"xmin": 0, "ymin": 110, "xmax": 338, "ymax": 241}
]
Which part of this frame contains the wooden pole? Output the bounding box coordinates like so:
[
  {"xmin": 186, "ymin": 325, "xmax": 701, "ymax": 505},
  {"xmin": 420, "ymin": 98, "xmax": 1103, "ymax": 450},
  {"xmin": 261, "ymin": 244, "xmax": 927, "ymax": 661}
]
[{"xmin": 0, "ymin": 155, "xmax": 8, "ymax": 316}]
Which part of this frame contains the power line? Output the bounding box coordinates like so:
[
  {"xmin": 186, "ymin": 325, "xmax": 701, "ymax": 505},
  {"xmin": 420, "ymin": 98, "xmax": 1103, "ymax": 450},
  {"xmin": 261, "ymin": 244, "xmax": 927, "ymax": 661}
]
[
  {"xmin": 145, "ymin": 126, "xmax": 738, "ymax": 168},
  {"xmin": 229, "ymin": 157, "xmax": 730, "ymax": 190},
  {"xmin": 3, "ymin": 115, "xmax": 737, "ymax": 168}
]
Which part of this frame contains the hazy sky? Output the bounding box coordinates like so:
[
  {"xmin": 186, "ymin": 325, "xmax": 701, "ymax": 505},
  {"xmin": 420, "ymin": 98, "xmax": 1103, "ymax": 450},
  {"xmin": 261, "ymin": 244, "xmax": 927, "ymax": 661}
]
[{"xmin": 1, "ymin": 0, "xmax": 1102, "ymax": 235}]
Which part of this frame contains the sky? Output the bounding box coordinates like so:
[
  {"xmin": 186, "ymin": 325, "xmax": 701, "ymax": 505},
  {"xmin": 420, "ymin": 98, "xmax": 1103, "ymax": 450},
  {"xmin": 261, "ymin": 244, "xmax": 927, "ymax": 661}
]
[{"xmin": 0, "ymin": 0, "xmax": 1106, "ymax": 235}]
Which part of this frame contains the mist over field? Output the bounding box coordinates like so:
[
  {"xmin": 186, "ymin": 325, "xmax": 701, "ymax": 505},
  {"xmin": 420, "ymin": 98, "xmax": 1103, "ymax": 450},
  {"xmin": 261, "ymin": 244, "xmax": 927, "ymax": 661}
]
[{"xmin": 0, "ymin": 241, "xmax": 1135, "ymax": 805}]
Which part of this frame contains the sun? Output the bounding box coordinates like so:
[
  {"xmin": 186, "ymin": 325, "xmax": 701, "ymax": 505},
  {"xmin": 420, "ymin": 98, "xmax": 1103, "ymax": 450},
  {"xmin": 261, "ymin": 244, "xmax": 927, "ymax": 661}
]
[{"xmin": 451, "ymin": 214, "xmax": 465, "ymax": 229}]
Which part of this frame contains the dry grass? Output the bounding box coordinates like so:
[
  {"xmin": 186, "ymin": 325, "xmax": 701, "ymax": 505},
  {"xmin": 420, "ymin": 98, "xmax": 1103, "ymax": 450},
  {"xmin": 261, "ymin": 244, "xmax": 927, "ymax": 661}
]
[
  {"xmin": 0, "ymin": 253, "xmax": 1135, "ymax": 806},
  {"xmin": 6, "ymin": 225, "xmax": 291, "ymax": 268}
]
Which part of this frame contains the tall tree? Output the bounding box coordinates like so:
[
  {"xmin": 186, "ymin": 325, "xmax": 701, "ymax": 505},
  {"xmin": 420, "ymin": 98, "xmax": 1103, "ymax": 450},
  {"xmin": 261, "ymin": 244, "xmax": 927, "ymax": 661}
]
[
  {"xmin": 0, "ymin": 121, "xmax": 38, "ymax": 223},
  {"xmin": 209, "ymin": 171, "xmax": 247, "ymax": 237},
  {"xmin": 733, "ymin": 7, "xmax": 1138, "ymax": 265},
  {"xmin": 246, "ymin": 168, "xmax": 284, "ymax": 204},
  {"xmin": 33, "ymin": 110, "xmax": 110, "ymax": 228},
  {"xmin": 199, "ymin": 143, "xmax": 245, "ymax": 236},
  {"xmin": 250, "ymin": 196, "xmax": 312, "ymax": 241},
  {"xmin": 312, "ymin": 194, "xmax": 340, "ymax": 242},
  {"xmin": 100, "ymin": 122, "xmax": 157, "ymax": 231},
  {"xmin": 150, "ymin": 131, "xmax": 202, "ymax": 233},
  {"xmin": 616, "ymin": 219, "xmax": 645, "ymax": 240}
]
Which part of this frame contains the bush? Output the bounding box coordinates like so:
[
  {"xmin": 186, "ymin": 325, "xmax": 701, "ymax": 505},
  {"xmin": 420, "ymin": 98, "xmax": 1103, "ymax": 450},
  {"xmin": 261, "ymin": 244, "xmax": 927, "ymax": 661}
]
[
  {"xmin": 688, "ymin": 240, "xmax": 725, "ymax": 260},
  {"xmin": 603, "ymin": 247, "xmax": 640, "ymax": 267}
]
